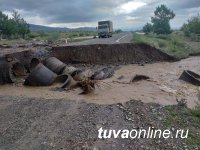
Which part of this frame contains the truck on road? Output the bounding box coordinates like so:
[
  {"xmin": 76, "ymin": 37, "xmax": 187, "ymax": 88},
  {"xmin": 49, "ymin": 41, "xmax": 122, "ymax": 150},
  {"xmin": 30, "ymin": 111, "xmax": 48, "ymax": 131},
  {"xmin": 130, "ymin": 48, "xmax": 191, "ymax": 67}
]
[{"xmin": 98, "ymin": 21, "xmax": 113, "ymax": 38}]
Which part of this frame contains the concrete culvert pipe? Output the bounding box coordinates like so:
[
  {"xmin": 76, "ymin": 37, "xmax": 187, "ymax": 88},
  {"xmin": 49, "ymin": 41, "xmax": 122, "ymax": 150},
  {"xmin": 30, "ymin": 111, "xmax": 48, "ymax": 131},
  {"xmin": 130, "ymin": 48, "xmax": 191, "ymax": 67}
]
[
  {"xmin": 29, "ymin": 58, "xmax": 40, "ymax": 72},
  {"xmin": 54, "ymin": 74, "xmax": 77, "ymax": 89},
  {"xmin": 43, "ymin": 57, "xmax": 66, "ymax": 75},
  {"xmin": 62, "ymin": 66, "xmax": 87, "ymax": 81},
  {"xmin": 0, "ymin": 57, "xmax": 15, "ymax": 84},
  {"xmin": 60, "ymin": 74, "xmax": 78, "ymax": 89},
  {"xmin": 24, "ymin": 63, "xmax": 57, "ymax": 86},
  {"xmin": 11, "ymin": 62, "xmax": 26, "ymax": 76},
  {"xmin": 179, "ymin": 70, "xmax": 200, "ymax": 86},
  {"xmin": 71, "ymin": 70, "xmax": 86, "ymax": 81},
  {"xmin": 62, "ymin": 66, "xmax": 77, "ymax": 75},
  {"xmin": 0, "ymin": 57, "xmax": 26, "ymax": 84}
]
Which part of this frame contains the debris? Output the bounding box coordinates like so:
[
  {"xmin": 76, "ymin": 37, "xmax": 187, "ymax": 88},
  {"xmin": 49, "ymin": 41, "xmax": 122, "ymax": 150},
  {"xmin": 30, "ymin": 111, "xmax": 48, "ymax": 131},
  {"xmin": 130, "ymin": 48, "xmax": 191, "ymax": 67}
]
[
  {"xmin": 43, "ymin": 57, "xmax": 66, "ymax": 75},
  {"xmin": 131, "ymin": 74, "xmax": 150, "ymax": 82},
  {"xmin": 91, "ymin": 67, "xmax": 114, "ymax": 80},
  {"xmin": 60, "ymin": 74, "xmax": 78, "ymax": 89},
  {"xmin": 62, "ymin": 66, "xmax": 88, "ymax": 81},
  {"xmin": 159, "ymin": 85, "xmax": 177, "ymax": 94},
  {"xmin": 179, "ymin": 70, "xmax": 200, "ymax": 86},
  {"xmin": 24, "ymin": 63, "xmax": 57, "ymax": 86},
  {"xmin": 117, "ymin": 75, "xmax": 125, "ymax": 80},
  {"xmin": 176, "ymin": 98, "xmax": 187, "ymax": 107},
  {"xmin": 71, "ymin": 70, "xmax": 87, "ymax": 81},
  {"xmin": 77, "ymin": 79, "xmax": 96, "ymax": 94},
  {"xmin": 0, "ymin": 44, "xmax": 11, "ymax": 48},
  {"xmin": 61, "ymin": 74, "xmax": 97, "ymax": 95},
  {"xmin": 62, "ymin": 66, "xmax": 77, "ymax": 75}
]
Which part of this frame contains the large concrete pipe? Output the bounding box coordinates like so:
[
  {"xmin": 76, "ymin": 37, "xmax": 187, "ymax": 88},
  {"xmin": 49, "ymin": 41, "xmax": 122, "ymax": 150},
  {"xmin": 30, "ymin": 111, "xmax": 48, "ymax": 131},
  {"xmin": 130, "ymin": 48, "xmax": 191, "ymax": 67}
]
[
  {"xmin": 29, "ymin": 58, "xmax": 40, "ymax": 72},
  {"xmin": 0, "ymin": 57, "xmax": 26, "ymax": 84},
  {"xmin": 43, "ymin": 57, "xmax": 66, "ymax": 75},
  {"xmin": 24, "ymin": 63, "xmax": 57, "ymax": 86}
]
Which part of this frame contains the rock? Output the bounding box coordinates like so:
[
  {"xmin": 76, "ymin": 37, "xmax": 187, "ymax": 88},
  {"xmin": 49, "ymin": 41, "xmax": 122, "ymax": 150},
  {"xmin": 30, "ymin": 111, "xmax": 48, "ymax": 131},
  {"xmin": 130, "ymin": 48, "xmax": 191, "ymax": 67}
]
[
  {"xmin": 131, "ymin": 74, "xmax": 150, "ymax": 82},
  {"xmin": 91, "ymin": 67, "xmax": 114, "ymax": 80}
]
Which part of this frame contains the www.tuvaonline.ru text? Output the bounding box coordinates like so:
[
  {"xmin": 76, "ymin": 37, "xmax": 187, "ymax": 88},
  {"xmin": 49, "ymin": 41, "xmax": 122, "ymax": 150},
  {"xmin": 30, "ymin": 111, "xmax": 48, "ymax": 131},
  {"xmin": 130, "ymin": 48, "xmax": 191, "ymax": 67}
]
[{"xmin": 98, "ymin": 127, "xmax": 189, "ymax": 139}]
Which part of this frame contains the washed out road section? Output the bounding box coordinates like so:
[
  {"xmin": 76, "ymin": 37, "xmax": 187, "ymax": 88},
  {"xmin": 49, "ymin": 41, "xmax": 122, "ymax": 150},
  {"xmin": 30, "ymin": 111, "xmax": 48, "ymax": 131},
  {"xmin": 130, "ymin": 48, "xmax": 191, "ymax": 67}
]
[{"xmin": 0, "ymin": 56, "xmax": 199, "ymax": 108}]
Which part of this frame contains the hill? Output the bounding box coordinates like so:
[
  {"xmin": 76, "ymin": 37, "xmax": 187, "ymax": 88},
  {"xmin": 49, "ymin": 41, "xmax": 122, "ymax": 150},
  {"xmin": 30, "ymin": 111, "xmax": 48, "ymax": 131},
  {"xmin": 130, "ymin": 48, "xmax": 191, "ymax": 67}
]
[{"xmin": 29, "ymin": 24, "xmax": 96, "ymax": 32}]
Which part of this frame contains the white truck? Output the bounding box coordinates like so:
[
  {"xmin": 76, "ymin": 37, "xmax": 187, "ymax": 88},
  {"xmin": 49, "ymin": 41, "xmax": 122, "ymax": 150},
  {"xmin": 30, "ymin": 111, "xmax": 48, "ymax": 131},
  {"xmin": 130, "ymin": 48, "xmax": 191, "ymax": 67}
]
[{"xmin": 98, "ymin": 21, "xmax": 113, "ymax": 38}]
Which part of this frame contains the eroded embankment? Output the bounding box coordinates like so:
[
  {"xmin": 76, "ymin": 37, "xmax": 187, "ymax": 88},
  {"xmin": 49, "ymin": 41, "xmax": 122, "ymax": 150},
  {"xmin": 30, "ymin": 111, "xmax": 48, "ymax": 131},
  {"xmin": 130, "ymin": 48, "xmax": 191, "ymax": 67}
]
[
  {"xmin": 0, "ymin": 43, "xmax": 175, "ymax": 85},
  {"xmin": 51, "ymin": 43, "xmax": 176, "ymax": 64}
]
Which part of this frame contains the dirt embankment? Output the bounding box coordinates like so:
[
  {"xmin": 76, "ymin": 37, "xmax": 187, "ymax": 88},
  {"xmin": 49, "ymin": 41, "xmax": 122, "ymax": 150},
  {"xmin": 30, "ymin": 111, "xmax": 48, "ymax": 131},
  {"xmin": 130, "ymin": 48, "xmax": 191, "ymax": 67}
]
[
  {"xmin": 51, "ymin": 43, "xmax": 176, "ymax": 64},
  {"xmin": 0, "ymin": 43, "xmax": 175, "ymax": 73}
]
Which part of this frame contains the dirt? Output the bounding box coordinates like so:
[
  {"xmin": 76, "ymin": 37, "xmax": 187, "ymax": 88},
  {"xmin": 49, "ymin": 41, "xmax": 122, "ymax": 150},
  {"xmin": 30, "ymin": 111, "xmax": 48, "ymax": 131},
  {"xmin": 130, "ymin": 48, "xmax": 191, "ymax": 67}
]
[
  {"xmin": 0, "ymin": 56, "xmax": 199, "ymax": 108},
  {"xmin": 0, "ymin": 43, "xmax": 51, "ymax": 56},
  {"xmin": 51, "ymin": 43, "xmax": 175, "ymax": 64},
  {"xmin": 0, "ymin": 96, "xmax": 199, "ymax": 150}
]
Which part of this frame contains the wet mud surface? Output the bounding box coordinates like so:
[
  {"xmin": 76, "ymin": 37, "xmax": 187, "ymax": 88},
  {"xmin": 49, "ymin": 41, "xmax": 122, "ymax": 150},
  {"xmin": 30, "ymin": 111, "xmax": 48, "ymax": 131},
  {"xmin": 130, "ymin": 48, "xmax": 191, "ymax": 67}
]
[{"xmin": 0, "ymin": 56, "xmax": 199, "ymax": 108}]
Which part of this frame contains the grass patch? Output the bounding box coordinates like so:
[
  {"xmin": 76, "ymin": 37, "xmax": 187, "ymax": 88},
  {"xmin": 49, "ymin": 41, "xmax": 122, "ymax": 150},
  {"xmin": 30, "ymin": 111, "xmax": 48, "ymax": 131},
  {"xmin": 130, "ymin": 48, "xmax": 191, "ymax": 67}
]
[
  {"xmin": 162, "ymin": 105, "xmax": 200, "ymax": 148},
  {"xmin": 191, "ymin": 107, "xmax": 200, "ymax": 117},
  {"xmin": 132, "ymin": 31, "xmax": 200, "ymax": 59},
  {"xmin": 0, "ymin": 31, "xmax": 96, "ymax": 45}
]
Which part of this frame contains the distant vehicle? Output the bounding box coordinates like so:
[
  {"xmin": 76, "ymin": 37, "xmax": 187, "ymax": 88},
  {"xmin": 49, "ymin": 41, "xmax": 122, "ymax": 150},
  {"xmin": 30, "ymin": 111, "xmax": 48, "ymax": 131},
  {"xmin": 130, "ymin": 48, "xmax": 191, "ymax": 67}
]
[{"xmin": 98, "ymin": 21, "xmax": 113, "ymax": 38}]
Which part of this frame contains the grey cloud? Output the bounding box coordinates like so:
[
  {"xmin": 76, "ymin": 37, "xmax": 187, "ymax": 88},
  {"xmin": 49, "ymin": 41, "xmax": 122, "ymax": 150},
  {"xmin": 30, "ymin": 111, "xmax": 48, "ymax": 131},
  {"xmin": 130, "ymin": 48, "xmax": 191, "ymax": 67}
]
[
  {"xmin": 0, "ymin": 0, "xmax": 199, "ymax": 28},
  {"xmin": 0, "ymin": 0, "xmax": 132, "ymax": 23},
  {"xmin": 166, "ymin": 0, "xmax": 200, "ymax": 10}
]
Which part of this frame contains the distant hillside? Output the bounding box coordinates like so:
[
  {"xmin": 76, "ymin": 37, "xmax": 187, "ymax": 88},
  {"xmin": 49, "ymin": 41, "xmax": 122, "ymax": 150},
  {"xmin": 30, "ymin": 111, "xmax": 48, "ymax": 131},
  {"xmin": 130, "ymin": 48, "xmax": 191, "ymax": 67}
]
[
  {"xmin": 73, "ymin": 27, "xmax": 96, "ymax": 32},
  {"xmin": 29, "ymin": 24, "xmax": 96, "ymax": 32}
]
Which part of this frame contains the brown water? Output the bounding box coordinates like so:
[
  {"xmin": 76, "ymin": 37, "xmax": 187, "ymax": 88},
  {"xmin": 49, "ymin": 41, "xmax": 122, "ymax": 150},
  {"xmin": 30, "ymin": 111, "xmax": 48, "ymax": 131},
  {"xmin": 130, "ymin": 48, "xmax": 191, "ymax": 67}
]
[{"xmin": 0, "ymin": 56, "xmax": 200, "ymax": 108}]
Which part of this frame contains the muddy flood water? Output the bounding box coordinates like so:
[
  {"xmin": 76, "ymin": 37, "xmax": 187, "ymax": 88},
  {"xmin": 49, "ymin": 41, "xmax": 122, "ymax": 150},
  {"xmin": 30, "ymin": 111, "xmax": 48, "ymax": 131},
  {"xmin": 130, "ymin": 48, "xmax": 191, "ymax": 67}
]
[{"xmin": 0, "ymin": 56, "xmax": 200, "ymax": 108}]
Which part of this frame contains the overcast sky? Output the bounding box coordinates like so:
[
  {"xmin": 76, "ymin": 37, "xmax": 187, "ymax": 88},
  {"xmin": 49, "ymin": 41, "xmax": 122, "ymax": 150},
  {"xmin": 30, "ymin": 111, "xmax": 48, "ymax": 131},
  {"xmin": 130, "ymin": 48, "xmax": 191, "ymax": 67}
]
[{"xmin": 0, "ymin": 0, "xmax": 200, "ymax": 29}]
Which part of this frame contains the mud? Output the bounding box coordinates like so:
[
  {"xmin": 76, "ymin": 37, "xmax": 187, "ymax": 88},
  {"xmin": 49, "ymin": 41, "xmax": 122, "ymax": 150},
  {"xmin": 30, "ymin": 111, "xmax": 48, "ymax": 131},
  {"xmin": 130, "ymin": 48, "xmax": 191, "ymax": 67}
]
[
  {"xmin": 0, "ymin": 56, "xmax": 199, "ymax": 108},
  {"xmin": 51, "ymin": 43, "xmax": 176, "ymax": 64}
]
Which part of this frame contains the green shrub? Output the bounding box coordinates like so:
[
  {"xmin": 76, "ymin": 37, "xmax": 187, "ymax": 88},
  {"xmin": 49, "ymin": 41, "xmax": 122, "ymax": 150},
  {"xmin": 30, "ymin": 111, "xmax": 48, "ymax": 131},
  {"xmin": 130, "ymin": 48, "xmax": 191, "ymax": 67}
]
[
  {"xmin": 28, "ymin": 32, "xmax": 39, "ymax": 38},
  {"xmin": 46, "ymin": 32, "xmax": 60, "ymax": 44},
  {"xmin": 181, "ymin": 14, "xmax": 200, "ymax": 36},
  {"xmin": 191, "ymin": 107, "xmax": 200, "ymax": 117}
]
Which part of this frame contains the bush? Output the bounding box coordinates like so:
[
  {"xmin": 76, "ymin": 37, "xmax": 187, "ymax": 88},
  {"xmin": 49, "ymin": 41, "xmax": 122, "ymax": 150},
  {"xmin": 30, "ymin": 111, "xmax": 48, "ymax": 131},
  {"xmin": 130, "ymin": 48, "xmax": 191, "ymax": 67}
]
[
  {"xmin": 181, "ymin": 14, "xmax": 200, "ymax": 36},
  {"xmin": 157, "ymin": 34, "xmax": 169, "ymax": 40},
  {"xmin": 46, "ymin": 32, "xmax": 60, "ymax": 44},
  {"xmin": 28, "ymin": 32, "xmax": 39, "ymax": 39},
  {"xmin": 143, "ymin": 23, "xmax": 153, "ymax": 34},
  {"xmin": 37, "ymin": 31, "xmax": 47, "ymax": 37}
]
